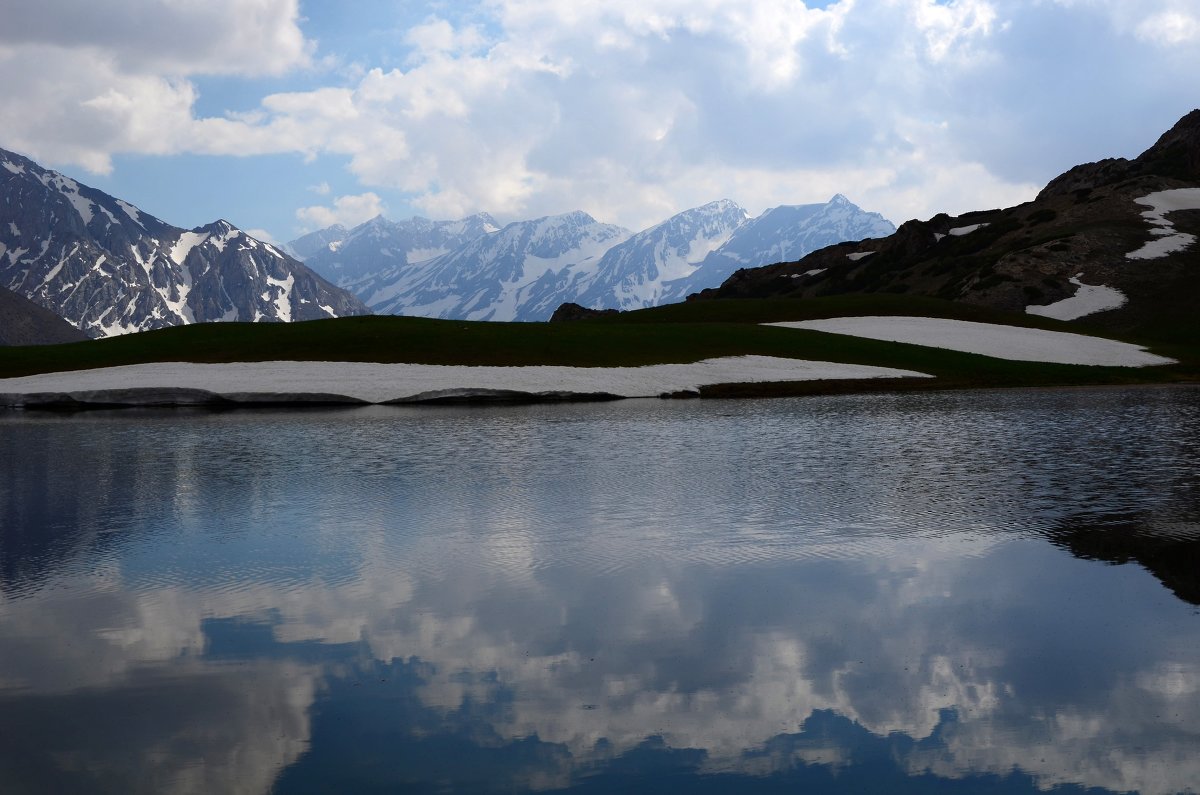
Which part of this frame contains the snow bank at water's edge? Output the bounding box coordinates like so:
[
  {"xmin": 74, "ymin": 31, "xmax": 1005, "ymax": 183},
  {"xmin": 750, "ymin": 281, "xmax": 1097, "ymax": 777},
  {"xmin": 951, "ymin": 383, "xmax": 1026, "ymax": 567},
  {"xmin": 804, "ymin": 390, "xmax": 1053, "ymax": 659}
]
[{"xmin": 0, "ymin": 356, "xmax": 931, "ymax": 407}]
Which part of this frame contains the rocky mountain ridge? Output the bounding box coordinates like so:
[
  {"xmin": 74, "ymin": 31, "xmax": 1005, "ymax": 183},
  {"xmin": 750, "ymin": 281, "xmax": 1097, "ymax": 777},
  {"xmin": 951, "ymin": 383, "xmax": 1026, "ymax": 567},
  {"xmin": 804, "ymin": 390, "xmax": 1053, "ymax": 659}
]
[
  {"xmin": 608, "ymin": 194, "xmax": 895, "ymax": 309},
  {"xmin": 294, "ymin": 196, "xmax": 895, "ymax": 321},
  {"xmin": 292, "ymin": 213, "xmax": 501, "ymax": 287},
  {"xmin": 0, "ymin": 148, "xmax": 369, "ymax": 338},
  {"xmin": 694, "ymin": 110, "xmax": 1200, "ymax": 342},
  {"xmin": 354, "ymin": 210, "xmax": 631, "ymax": 321}
]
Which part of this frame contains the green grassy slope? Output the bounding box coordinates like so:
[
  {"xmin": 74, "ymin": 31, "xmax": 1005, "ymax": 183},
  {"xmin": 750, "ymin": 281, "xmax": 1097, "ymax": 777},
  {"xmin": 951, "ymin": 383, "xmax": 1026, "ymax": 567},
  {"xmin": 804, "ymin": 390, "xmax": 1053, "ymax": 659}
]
[{"xmin": 0, "ymin": 296, "xmax": 1194, "ymax": 397}]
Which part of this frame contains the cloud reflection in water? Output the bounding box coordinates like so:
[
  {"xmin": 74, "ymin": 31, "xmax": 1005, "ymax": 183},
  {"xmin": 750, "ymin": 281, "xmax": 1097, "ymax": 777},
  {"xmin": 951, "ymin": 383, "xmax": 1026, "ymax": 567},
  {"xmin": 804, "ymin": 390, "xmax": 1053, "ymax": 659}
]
[{"xmin": 0, "ymin": 388, "xmax": 1198, "ymax": 793}]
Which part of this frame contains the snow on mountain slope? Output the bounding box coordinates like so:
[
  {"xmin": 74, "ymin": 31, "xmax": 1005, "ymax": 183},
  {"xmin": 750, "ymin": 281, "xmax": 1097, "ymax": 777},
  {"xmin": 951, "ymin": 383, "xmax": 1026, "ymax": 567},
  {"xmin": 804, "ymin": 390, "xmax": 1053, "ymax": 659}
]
[
  {"xmin": 360, "ymin": 211, "xmax": 631, "ymax": 321},
  {"xmin": 284, "ymin": 224, "xmax": 347, "ymax": 261},
  {"xmin": 0, "ymin": 147, "xmax": 369, "ymax": 338},
  {"xmin": 293, "ymin": 197, "xmax": 895, "ymax": 321},
  {"xmin": 656, "ymin": 195, "xmax": 896, "ymax": 304},
  {"xmin": 301, "ymin": 214, "xmax": 499, "ymax": 289},
  {"xmin": 575, "ymin": 199, "xmax": 750, "ymax": 311}
]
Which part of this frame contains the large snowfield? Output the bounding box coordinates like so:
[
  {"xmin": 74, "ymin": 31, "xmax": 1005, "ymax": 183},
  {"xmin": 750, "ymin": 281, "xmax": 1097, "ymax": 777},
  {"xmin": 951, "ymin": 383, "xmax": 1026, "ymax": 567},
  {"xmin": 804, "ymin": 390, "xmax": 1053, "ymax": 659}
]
[
  {"xmin": 0, "ymin": 356, "xmax": 930, "ymax": 406},
  {"xmin": 769, "ymin": 316, "xmax": 1175, "ymax": 367},
  {"xmin": 0, "ymin": 317, "xmax": 1177, "ymax": 407}
]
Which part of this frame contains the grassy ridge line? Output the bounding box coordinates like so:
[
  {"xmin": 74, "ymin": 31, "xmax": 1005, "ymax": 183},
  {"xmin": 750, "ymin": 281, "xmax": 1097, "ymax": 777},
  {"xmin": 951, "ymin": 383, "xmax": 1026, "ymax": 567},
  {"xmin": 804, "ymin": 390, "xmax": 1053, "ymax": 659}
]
[
  {"xmin": 0, "ymin": 297, "xmax": 1193, "ymax": 391},
  {"xmin": 604, "ymin": 294, "xmax": 1163, "ymax": 342}
]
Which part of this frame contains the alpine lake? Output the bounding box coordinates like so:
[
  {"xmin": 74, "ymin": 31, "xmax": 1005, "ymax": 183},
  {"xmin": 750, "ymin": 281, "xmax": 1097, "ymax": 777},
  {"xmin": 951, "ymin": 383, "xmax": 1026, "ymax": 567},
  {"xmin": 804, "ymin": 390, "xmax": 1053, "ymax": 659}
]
[{"xmin": 2, "ymin": 385, "xmax": 1199, "ymax": 795}]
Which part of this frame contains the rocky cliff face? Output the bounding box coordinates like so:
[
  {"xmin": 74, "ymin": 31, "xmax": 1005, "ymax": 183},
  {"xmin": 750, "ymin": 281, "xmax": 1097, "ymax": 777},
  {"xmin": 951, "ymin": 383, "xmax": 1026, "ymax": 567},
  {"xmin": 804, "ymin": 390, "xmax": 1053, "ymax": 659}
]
[
  {"xmin": 694, "ymin": 110, "xmax": 1200, "ymax": 342},
  {"xmin": 0, "ymin": 148, "xmax": 369, "ymax": 338}
]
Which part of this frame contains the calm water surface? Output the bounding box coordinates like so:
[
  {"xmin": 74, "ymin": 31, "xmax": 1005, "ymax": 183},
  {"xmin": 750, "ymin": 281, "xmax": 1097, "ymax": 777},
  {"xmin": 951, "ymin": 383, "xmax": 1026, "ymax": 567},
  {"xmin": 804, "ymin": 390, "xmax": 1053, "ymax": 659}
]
[{"xmin": 2, "ymin": 387, "xmax": 1199, "ymax": 794}]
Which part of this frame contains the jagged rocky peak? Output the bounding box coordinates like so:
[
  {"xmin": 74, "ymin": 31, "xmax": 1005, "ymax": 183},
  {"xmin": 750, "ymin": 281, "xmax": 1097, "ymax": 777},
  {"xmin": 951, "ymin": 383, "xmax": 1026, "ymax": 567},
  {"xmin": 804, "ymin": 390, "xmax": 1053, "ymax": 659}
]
[
  {"xmin": 353, "ymin": 214, "xmax": 397, "ymax": 239},
  {"xmin": 551, "ymin": 209, "xmax": 600, "ymax": 226},
  {"xmin": 628, "ymin": 199, "xmax": 749, "ymax": 257},
  {"xmin": 0, "ymin": 146, "xmax": 369, "ymax": 337},
  {"xmin": 204, "ymin": 219, "xmax": 250, "ymax": 239},
  {"xmin": 516, "ymin": 210, "xmax": 624, "ymax": 246},
  {"xmin": 461, "ymin": 211, "xmax": 500, "ymax": 228},
  {"xmin": 687, "ymin": 198, "xmax": 748, "ymax": 221},
  {"xmin": 195, "ymin": 219, "xmax": 245, "ymax": 245}
]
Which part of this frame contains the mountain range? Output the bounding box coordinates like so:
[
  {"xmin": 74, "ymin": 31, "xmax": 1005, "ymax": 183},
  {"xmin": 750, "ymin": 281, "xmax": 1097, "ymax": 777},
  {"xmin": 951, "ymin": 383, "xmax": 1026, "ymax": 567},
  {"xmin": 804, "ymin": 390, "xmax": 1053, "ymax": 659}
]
[
  {"xmin": 694, "ymin": 110, "xmax": 1200, "ymax": 343},
  {"xmin": 284, "ymin": 213, "xmax": 502, "ymax": 287},
  {"xmin": 21, "ymin": 104, "xmax": 1190, "ymax": 342},
  {"xmin": 0, "ymin": 142, "xmax": 895, "ymax": 337},
  {"xmin": 0, "ymin": 148, "xmax": 369, "ymax": 338},
  {"xmin": 292, "ymin": 196, "xmax": 895, "ymax": 322}
]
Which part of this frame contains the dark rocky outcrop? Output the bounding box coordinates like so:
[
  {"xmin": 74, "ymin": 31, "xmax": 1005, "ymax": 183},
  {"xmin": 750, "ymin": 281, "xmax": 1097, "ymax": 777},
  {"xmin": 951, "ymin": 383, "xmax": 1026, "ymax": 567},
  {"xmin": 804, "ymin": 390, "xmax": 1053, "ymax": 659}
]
[
  {"xmin": 0, "ymin": 286, "xmax": 89, "ymax": 345},
  {"xmin": 549, "ymin": 302, "xmax": 621, "ymax": 322},
  {"xmin": 1132, "ymin": 108, "xmax": 1200, "ymax": 182}
]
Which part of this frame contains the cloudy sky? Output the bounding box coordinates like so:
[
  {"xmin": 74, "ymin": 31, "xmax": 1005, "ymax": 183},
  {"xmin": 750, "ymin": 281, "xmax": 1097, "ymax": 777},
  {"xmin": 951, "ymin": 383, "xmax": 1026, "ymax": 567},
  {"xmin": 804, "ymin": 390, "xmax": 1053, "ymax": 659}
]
[{"xmin": 1, "ymin": 0, "xmax": 1197, "ymax": 242}]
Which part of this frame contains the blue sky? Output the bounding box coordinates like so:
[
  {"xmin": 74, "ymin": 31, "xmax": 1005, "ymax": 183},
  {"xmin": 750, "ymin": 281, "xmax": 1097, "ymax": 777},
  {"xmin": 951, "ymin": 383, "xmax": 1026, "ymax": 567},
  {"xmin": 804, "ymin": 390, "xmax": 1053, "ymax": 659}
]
[{"xmin": 0, "ymin": 0, "xmax": 1197, "ymax": 243}]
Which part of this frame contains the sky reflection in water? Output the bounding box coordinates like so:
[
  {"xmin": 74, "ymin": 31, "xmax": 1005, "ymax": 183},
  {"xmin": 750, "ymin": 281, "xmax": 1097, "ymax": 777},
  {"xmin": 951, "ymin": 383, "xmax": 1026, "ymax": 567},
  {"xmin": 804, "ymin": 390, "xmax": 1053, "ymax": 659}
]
[{"xmin": 1, "ymin": 387, "xmax": 1199, "ymax": 794}]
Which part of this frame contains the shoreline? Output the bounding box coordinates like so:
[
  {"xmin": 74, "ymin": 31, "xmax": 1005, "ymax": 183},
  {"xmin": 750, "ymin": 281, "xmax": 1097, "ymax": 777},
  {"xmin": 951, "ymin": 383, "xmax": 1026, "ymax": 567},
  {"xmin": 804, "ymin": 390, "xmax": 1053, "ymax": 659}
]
[{"xmin": 2, "ymin": 369, "xmax": 1194, "ymax": 412}]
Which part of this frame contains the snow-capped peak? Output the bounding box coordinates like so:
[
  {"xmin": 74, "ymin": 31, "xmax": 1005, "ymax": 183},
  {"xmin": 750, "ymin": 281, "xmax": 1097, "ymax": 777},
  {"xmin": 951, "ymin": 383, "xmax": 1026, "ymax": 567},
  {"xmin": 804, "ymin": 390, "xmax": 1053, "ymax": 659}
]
[
  {"xmin": 0, "ymin": 146, "xmax": 369, "ymax": 337},
  {"xmin": 291, "ymin": 195, "xmax": 893, "ymax": 322},
  {"xmin": 201, "ymin": 219, "xmax": 238, "ymax": 235}
]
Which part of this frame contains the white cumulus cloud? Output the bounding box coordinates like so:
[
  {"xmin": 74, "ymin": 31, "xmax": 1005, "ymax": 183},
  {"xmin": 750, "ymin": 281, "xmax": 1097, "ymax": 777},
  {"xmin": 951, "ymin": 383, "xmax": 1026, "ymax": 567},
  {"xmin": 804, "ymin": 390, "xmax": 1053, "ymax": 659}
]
[
  {"xmin": 0, "ymin": 0, "xmax": 310, "ymax": 172},
  {"xmin": 296, "ymin": 193, "xmax": 387, "ymax": 230},
  {"xmin": 0, "ymin": 0, "xmax": 1197, "ymax": 231},
  {"xmin": 1136, "ymin": 10, "xmax": 1200, "ymax": 44}
]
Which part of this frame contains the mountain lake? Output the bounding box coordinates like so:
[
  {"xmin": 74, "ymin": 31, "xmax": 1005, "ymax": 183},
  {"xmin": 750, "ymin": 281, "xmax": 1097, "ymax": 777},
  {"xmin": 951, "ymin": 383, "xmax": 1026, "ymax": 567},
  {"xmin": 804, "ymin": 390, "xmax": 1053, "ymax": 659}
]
[{"xmin": 1, "ymin": 386, "xmax": 1198, "ymax": 794}]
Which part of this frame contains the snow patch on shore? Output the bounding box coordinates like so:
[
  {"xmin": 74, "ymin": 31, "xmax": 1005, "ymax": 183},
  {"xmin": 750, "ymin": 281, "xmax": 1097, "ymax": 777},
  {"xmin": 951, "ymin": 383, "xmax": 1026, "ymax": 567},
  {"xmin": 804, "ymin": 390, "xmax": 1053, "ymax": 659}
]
[
  {"xmin": 0, "ymin": 356, "xmax": 930, "ymax": 406},
  {"xmin": 768, "ymin": 317, "xmax": 1174, "ymax": 367}
]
